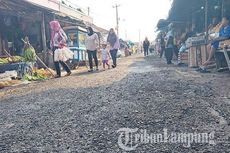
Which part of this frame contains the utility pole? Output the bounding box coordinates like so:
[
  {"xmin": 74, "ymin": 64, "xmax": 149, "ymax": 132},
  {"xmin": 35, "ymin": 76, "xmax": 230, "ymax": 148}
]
[
  {"xmin": 87, "ymin": 7, "xmax": 90, "ymax": 16},
  {"xmin": 113, "ymin": 4, "xmax": 120, "ymax": 36},
  {"xmin": 139, "ymin": 29, "xmax": 141, "ymax": 43},
  {"xmin": 205, "ymin": 0, "xmax": 208, "ymax": 42}
]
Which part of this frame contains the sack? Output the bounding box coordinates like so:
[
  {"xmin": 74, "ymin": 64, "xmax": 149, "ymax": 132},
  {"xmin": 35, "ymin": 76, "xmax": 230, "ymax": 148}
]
[{"xmin": 54, "ymin": 47, "xmax": 74, "ymax": 62}]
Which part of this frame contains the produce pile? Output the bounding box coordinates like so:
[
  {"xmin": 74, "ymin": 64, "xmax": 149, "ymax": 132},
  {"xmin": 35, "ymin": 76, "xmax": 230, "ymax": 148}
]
[
  {"xmin": 0, "ymin": 56, "xmax": 24, "ymax": 65},
  {"xmin": 23, "ymin": 68, "xmax": 54, "ymax": 81},
  {"xmin": 0, "ymin": 80, "xmax": 22, "ymax": 89}
]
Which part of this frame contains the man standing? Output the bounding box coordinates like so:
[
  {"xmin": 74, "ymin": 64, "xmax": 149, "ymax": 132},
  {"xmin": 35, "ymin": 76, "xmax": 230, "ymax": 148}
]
[{"xmin": 143, "ymin": 37, "xmax": 150, "ymax": 56}]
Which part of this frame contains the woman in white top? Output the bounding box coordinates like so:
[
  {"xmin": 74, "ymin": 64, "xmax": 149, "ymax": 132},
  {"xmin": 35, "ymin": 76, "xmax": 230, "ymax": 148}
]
[{"xmin": 85, "ymin": 27, "xmax": 99, "ymax": 72}]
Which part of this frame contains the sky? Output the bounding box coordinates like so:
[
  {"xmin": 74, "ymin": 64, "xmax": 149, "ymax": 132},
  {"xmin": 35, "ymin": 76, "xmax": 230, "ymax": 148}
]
[{"xmin": 68, "ymin": 0, "xmax": 172, "ymax": 42}]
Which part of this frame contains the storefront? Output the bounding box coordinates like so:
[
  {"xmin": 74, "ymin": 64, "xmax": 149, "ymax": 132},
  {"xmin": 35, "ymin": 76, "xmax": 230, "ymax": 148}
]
[{"xmin": 0, "ymin": 0, "xmax": 52, "ymax": 57}]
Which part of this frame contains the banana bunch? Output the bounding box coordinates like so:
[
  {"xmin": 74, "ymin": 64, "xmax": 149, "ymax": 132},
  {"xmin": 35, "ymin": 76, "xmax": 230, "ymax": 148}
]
[
  {"xmin": 0, "ymin": 58, "xmax": 9, "ymax": 64},
  {"xmin": 11, "ymin": 56, "xmax": 24, "ymax": 62},
  {"xmin": 0, "ymin": 56, "xmax": 24, "ymax": 65}
]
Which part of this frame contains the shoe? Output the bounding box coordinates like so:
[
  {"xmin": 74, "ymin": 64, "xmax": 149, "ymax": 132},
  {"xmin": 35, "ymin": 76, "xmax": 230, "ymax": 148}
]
[
  {"xmin": 217, "ymin": 68, "xmax": 228, "ymax": 72},
  {"xmin": 108, "ymin": 65, "xmax": 111, "ymax": 69},
  {"xmin": 88, "ymin": 69, "xmax": 93, "ymax": 72},
  {"xmin": 200, "ymin": 69, "xmax": 211, "ymax": 73},
  {"xmin": 54, "ymin": 75, "xmax": 61, "ymax": 78},
  {"xmin": 195, "ymin": 67, "xmax": 202, "ymax": 72},
  {"xmin": 65, "ymin": 72, "xmax": 71, "ymax": 77},
  {"xmin": 199, "ymin": 67, "xmax": 210, "ymax": 73},
  {"xmin": 96, "ymin": 67, "xmax": 99, "ymax": 71}
]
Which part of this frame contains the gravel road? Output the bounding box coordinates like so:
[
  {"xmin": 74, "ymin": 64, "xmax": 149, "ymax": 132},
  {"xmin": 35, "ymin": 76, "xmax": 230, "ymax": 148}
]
[{"xmin": 0, "ymin": 54, "xmax": 230, "ymax": 153}]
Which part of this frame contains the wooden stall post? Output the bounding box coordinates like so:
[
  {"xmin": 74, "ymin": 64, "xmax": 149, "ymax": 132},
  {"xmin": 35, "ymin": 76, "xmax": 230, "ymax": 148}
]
[
  {"xmin": 204, "ymin": 0, "xmax": 209, "ymax": 59},
  {"xmin": 41, "ymin": 13, "xmax": 47, "ymax": 58},
  {"xmin": 222, "ymin": 0, "xmax": 225, "ymax": 18},
  {"xmin": 0, "ymin": 34, "xmax": 2, "ymax": 56}
]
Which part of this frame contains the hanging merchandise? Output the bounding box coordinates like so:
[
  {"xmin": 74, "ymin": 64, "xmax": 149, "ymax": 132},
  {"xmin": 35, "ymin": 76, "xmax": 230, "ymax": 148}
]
[{"xmin": 22, "ymin": 37, "xmax": 36, "ymax": 62}]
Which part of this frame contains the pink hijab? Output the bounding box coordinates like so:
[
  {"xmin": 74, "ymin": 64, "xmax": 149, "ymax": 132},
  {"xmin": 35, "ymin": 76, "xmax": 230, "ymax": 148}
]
[{"xmin": 49, "ymin": 20, "xmax": 67, "ymax": 48}]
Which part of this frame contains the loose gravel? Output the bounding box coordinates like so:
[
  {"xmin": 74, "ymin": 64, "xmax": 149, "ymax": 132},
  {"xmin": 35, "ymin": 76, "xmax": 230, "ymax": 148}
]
[{"xmin": 0, "ymin": 54, "xmax": 230, "ymax": 152}]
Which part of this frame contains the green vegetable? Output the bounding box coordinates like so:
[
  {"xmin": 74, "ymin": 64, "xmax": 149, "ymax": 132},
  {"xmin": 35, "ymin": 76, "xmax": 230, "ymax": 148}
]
[
  {"xmin": 24, "ymin": 47, "xmax": 36, "ymax": 62},
  {"xmin": 23, "ymin": 73, "xmax": 47, "ymax": 81}
]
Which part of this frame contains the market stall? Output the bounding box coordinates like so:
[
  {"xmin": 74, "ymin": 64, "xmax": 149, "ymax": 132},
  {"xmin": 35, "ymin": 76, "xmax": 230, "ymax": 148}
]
[{"xmin": 166, "ymin": 0, "xmax": 230, "ymax": 70}]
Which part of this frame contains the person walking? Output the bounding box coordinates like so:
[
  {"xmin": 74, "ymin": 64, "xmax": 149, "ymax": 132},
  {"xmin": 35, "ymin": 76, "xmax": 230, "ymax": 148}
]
[
  {"xmin": 107, "ymin": 28, "xmax": 120, "ymax": 68},
  {"xmin": 86, "ymin": 27, "xmax": 99, "ymax": 72},
  {"xmin": 143, "ymin": 37, "xmax": 150, "ymax": 56},
  {"xmin": 50, "ymin": 20, "xmax": 71, "ymax": 78},
  {"xmin": 101, "ymin": 43, "xmax": 111, "ymax": 70}
]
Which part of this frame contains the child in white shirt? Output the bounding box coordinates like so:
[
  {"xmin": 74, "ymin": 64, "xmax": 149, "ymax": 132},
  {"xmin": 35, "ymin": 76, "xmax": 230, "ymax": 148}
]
[{"xmin": 101, "ymin": 43, "xmax": 111, "ymax": 70}]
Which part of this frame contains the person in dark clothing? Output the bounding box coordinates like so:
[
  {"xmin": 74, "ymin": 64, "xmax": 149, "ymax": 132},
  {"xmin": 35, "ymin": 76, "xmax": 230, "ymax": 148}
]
[
  {"xmin": 173, "ymin": 45, "xmax": 179, "ymax": 59},
  {"xmin": 165, "ymin": 36, "xmax": 174, "ymax": 64},
  {"xmin": 143, "ymin": 37, "xmax": 150, "ymax": 56}
]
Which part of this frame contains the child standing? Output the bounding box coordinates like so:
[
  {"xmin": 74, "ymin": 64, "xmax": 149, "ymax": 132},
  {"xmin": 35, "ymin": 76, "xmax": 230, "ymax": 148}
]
[{"xmin": 101, "ymin": 43, "xmax": 110, "ymax": 70}]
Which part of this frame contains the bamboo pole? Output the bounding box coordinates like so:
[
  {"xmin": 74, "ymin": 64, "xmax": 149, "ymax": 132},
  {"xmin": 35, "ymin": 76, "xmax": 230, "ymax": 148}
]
[
  {"xmin": 35, "ymin": 55, "xmax": 55, "ymax": 77},
  {"xmin": 3, "ymin": 49, "xmax": 12, "ymax": 57}
]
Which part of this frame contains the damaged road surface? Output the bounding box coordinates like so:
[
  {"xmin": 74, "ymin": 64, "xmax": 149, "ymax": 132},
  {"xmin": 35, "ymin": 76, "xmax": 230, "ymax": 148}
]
[{"xmin": 0, "ymin": 54, "xmax": 230, "ymax": 152}]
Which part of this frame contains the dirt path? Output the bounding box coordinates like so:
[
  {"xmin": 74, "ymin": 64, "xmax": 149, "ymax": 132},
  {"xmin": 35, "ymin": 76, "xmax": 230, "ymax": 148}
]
[{"xmin": 0, "ymin": 54, "xmax": 230, "ymax": 152}]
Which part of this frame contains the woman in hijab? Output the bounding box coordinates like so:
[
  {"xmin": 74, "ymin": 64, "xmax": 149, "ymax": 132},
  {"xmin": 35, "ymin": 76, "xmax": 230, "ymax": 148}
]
[
  {"xmin": 50, "ymin": 20, "xmax": 71, "ymax": 78},
  {"xmin": 85, "ymin": 27, "xmax": 99, "ymax": 72},
  {"xmin": 107, "ymin": 28, "xmax": 120, "ymax": 68}
]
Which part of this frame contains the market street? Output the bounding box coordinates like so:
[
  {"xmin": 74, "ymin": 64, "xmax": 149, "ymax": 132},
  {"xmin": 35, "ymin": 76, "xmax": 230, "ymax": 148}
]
[{"xmin": 0, "ymin": 54, "xmax": 230, "ymax": 152}]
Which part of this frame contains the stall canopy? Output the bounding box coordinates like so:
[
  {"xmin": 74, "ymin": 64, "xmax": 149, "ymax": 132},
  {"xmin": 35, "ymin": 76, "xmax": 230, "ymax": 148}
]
[
  {"xmin": 165, "ymin": 0, "xmax": 230, "ymax": 33},
  {"xmin": 0, "ymin": 0, "xmax": 44, "ymax": 19}
]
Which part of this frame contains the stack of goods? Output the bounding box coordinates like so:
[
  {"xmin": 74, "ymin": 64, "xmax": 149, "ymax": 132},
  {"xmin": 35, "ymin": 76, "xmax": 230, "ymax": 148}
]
[
  {"xmin": 0, "ymin": 71, "xmax": 21, "ymax": 89},
  {"xmin": 0, "ymin": 80, "xmax": 22, "ymax": 89},
  {"xmin": 0, "ymin": 56, "xmax": 24, "ymax": 74},
  {"xmin": 186, "ymin": 36, "xmax": 206, "ymax": 48}
]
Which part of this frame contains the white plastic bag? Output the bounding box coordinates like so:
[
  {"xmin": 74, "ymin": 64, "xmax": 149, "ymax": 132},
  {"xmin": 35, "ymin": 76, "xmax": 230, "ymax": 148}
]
[{"xmin": 54, "ymin": 47, "xmax": 74, "ymax": 62}]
